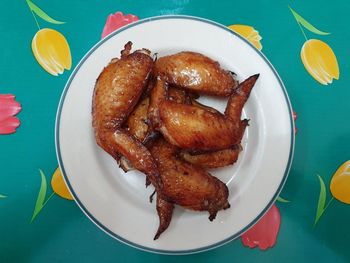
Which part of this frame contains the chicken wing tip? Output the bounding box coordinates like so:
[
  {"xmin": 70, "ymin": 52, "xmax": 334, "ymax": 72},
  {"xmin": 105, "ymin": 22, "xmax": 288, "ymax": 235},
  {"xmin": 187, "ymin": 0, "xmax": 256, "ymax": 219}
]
[{"xmin": 121, "ymin": 41, "xmax": 133, "ymax": 57}]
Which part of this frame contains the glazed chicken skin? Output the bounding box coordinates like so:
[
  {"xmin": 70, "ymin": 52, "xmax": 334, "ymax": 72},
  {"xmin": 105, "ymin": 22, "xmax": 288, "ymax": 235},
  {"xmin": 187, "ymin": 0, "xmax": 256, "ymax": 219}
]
[
  {"xmin": 92, "ymin": 42, "xmax": 161, "ymax": 189},
  {"xmin": 158, "ymin": 74, "xmax": 259, "ymax": 151},
  {"xmin": 180, "ymin": 145, "xmax": 242, "ymax": 169},
  {"xmin": 154, "ymin": 51, "xmax": 238, "ymax": 96},
  {"xmin": 154, "ymin": 194, "xmax": 174, "ymax": 240},
  {"xmin": 150, "ymin": 138, "xmax": 230, "ymax": 220},
  {"xmin": 92, "ymin": 42, "xmax": 260, "ymax": 240},
  {"xmin": 125, "ymin": 96, "xmax": 150, "ymax": 142}
]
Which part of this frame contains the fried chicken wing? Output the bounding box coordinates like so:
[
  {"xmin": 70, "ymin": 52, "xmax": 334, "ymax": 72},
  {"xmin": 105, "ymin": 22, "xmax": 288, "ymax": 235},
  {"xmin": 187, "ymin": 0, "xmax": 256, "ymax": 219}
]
[
  {"xmin": 154, "ymin": 52, "xmax": 238, "ymax": 96},
  {"xmin": 158, "ymin": 74, "xmax": 259, "ymax": 151},
  {"xmin": 154, "ymin": 194, "xmax": 174, "ymax": 240},
  {"xmin": 92, "ymin": 42, "xmax": 161, "ymax": 189},
  {"xmin": 125, "ymin": 96, "xmax": 150, "ymax": 142},
  {"xmin": 180, "ymin": 145, "xmax": 242, "ymax": 169},
  {"xmin": 147, "ymin": 77, "xmax": 168, "ymax": 130},
  {"xmin": 150, "ymin": 138, "xmax": 230, "ymax": 221},
  {"xmin": 158, "ymin": 101, "xmax": 248, "ymax": 151},
  {"xmin": 147, "ymin": 78, "xmax": 192, "ymax": 135}
]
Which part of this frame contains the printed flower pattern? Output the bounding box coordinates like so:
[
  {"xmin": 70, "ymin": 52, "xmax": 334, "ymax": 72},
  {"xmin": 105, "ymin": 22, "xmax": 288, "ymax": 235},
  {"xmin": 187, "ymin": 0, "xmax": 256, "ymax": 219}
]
[
  {"xmin": 330, "ymin": 161, "xmax": 350, "ymax": 204},
  {"xmin": 0, "ymin": 94, "xmax": 21, "ymax": 134},
  {"xmin": 289, "ymin": 6, "xmax": 340, "ymax": 85},
  {"xmin": 228, "ymin": 24, "xmax": 263, "ymax": 50},
  {"xmin": 241, "ymin": 204, "xmax": 281, "ymax": 250},
  {"xmin": 32, "ymin": 28, "xmax": 72, "ymax": 76},
  {"xmin": 26, "ymin": 0, "xmax": 71, "ymax": 76},
  {"xmin": 301, "ymin": 39, "xmax": 339, "ymax": 85},
  {"xmin": 293, "ymin": 111, "xmax": 298, "ymax": 134},
  {"xmin": 314, "ymin": 161, "xmax": 350, "ymax": 226},
  {"xmin": 31, "ymin": 167, "xmax": 73, "ymax": 222},
  {"xmin": 51, "ymin": 167, "xmax": 73, "ymax": 200},
  {"xmin": 101, "ymin": 12, "xmax": 139, "ymax": 39}
]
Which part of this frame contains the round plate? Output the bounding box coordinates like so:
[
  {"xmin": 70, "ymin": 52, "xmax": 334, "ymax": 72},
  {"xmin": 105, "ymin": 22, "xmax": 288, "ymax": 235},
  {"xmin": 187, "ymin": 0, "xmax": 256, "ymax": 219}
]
[{"xmin": 55, "ymin": 15, "xmax": 294, "ymax": 254}]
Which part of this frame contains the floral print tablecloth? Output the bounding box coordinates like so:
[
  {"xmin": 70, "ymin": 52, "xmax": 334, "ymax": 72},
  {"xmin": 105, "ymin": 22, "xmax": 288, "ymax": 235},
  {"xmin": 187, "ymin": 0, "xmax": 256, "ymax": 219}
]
[{"xmin": 1, "ymin": 0, "xmax": 349, "ymax": 262}]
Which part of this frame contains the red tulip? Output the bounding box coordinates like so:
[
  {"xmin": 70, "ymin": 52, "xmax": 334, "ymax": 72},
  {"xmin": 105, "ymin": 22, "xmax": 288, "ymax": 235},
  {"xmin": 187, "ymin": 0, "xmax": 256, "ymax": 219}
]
[
  {"xmin": 241, "ymin": 204, "xmax": 281, "ymax": 250},
  {"xmin": 0, "ymin": 94, "xmax": 21, "ymax": 134},
  {"xmin": 101, "ymin": 11, "xmax": 139, "ymax": 39}
]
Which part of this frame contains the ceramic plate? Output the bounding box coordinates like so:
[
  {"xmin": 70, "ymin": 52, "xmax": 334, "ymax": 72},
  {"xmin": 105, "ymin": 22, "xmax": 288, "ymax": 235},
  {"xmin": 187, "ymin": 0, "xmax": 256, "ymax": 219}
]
[{"xmin": 55, "ymin": 15, "xmax": 294, "ymax": 254}]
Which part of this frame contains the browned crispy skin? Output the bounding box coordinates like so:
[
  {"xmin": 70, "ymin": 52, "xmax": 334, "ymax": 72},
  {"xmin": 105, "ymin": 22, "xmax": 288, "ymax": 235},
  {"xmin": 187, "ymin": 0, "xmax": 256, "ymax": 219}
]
[
  {"xmin": 158, "ymin": 74, "xmax": 259, "ymax": 151},
  {"xmin": 154, "ymin": 194, "xmax": 174, "ymax": 240},
  {"xmin": 154, "ymin": 51, "xmax": 238, "ymax": 96},
  {"xmin": 147, "ymin": 79, "xmax": 190, "ymax": 134},
  {"xmin": 190, "ymin": 99, "xmax": 221, "ymax": 114},
  {"xmin": 147, "ymin": 77, "xmax": 168, "ymax": 130},
  {"xmin": 158, "ymin": 101, "xmax": 248, "ymax": 151},
  {"xmin": 180, "ymin": 145, "xmax": 242, "ymax": 169},
  {"xmin": 121, "ymin": 96, "xmax": 150, "ymax": 172},
  {"xmin": 225, "ymin": 74, "xmax": 260, "ymax": 121},
  {"xmin": 150, "ymin": 138, "xmax": 230, "ymax": 220},
  {"xmin": 92, "ymin": 42, "xmax": 161, "ymax": 189},
  {"xmin": 168, "ymin": 87, "xmax": 192, "ymax": 104},
  {"xmin": 125, "ymin": 97, "xmax": 150, "ymax": 142}
]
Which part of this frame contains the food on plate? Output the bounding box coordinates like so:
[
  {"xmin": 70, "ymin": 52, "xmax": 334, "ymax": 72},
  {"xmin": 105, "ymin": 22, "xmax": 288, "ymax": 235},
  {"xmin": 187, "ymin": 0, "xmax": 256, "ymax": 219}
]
[
  {"xmin": 154, "ymin": 194, "xmax": 174, "ymax": 240},
  {"xmin": 179, "ymin": 145, "xmax": 242, "ymax": 169},
  {"xmin": 154, "ymin": 51, "xmax": 238, "ymax": 96},
  {"xmin": 125, "ymin": 96, "xmax": 150, "ymax": 142},
  {"xmin": 158, "ymin": 75, "xmax": 258, "ymax": 151},
  {"xmin": 92, "ymin": 42, "xmax": 259, "ymax": 239},
  {"xmin": 147, "ymin": 77, "xmax": 168, "ymax": 131},
  {"xmin": 92, "ymin": 41, "xmax": 161, "ymax": 189},
  {"xmin": 158, "ymin": 100, "xmax": 248, "ymax": 151},
  {"xmin": 150, "ymin": 138, "xmax": 230, "ymax": 238}
]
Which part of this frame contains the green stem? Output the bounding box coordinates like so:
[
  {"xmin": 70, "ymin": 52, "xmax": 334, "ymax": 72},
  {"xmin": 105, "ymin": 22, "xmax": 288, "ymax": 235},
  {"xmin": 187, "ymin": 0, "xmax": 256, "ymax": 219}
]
[
  {"xmin": 323, "ymin": 197, "xmax": 334, "ymax": 212},
  {"xmin": 25, "ymin": 0, "xmax": 41, "ymax": 30},
  {"xmin": 42, "ymin": 192, "xmax": 55, "ymax": 207},
  {"xmin": 30, "ymin": 192, "xmax": 55, "ymax": 223},
  {"xmin": 297, "ymin": 21, "xmax": 308, "ymax": 41},
  {"xmin": 314, "ymin": 197, "xmax": 334, "ymax": 227}
]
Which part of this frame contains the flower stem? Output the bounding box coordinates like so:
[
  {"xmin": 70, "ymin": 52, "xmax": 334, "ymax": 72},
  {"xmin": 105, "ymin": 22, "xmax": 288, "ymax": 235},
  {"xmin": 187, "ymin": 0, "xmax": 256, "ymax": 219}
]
[
  {"xmin": 313, "ymin": 197, "xmax": 334, "ymax": 227},
  {"xmin": 297, "ymin": 21, "xmax": 308, "ymax": 41},
  {"xmin": 42, "ymin": 192, "xmax": 55, "ymax": 207},
  {"xmin": 25, "ymin": 0, "xmax": 41, "ymax": 30},
  {"xmin": 323, "ymin": 197, "xmax": 334, "ymax": 212}
]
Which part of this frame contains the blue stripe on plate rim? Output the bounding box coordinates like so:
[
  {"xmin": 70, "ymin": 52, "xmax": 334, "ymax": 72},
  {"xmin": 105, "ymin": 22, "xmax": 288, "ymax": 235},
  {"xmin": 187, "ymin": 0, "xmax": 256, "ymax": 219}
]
[{"xmin": 55, "ymin": 14, "xmax": 295, "ymax": 255}]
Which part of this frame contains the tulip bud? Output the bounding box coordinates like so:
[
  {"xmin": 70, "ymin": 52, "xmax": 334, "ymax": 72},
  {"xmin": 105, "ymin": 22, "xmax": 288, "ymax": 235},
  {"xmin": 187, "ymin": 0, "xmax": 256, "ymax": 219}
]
[
  {"xmin": 301, "ymin": 39, "xmax": 339, "ymax": 85},
  {"xmin": 32, "ymin": 28, "xmax": 72, "ymax": 76},
  {"xmin": 228, "ymin": 24, "xmax": 263, "ymax": 50}
]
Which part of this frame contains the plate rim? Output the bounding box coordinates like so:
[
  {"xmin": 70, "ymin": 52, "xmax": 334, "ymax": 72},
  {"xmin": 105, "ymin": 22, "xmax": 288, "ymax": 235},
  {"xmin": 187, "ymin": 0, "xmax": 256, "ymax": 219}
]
[{"xmin": 55, "ymin": 14, "xmax": 295, "ymax": 255}]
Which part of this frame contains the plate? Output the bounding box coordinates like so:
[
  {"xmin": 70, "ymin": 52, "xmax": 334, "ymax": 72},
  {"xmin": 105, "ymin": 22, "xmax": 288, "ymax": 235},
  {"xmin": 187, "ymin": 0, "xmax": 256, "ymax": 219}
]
[{"xmin": 55, "ymin": 15, "xmax": 294, "ymax": 254}]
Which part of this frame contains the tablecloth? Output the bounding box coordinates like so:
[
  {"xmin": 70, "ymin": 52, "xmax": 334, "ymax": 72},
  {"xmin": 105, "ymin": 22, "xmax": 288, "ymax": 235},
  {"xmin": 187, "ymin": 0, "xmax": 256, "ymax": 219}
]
[{"xmin": 1, "ymin": 0, "xmax": 349, "ymax": 262}]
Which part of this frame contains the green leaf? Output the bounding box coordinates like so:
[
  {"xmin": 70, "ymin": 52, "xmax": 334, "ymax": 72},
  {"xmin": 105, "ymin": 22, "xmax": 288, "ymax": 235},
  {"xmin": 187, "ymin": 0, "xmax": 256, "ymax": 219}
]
[
  {"xmin": 277, "ymin": 196, "xmax": 290, "ymax": 203},
  {"xmin": 26, "ymin": 0, "xmax": 65, "ymax": 24},
  {"xmin": 0, "ymin": 194, "xmax": 7, "ymax": 198},
  {"xmin": 314, "ymin": 174, "xmax": 327, "ymax": 226},
  {"xmin": 30, "ymin": 169, "xmax": 48, "ymax": 223},
  {"xmin": 289, "ymin": 6, "xmax": 330, "ymax": 35}
]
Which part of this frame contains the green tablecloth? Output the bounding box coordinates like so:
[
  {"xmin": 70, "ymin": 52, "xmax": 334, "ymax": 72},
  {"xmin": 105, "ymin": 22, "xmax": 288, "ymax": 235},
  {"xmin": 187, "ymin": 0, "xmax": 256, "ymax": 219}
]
[{"xmin": 1, "ymin": 0, "xmax": 349, "ymax": 262}]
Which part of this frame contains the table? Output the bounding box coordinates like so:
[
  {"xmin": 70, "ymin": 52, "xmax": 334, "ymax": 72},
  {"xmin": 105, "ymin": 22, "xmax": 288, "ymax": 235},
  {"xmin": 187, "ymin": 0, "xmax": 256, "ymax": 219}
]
[{"xmin": 1, "ymin": 0, "xmax": 349, "ymax": 262}]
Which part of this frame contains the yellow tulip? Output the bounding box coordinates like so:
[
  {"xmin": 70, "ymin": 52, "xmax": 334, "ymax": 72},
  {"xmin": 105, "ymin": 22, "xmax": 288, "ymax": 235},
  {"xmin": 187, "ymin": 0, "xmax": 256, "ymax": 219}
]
[
  {"xmin": 51, "ymin": 167, "xmax": 73, "ymax": 200},
  {"xmin": 228, "ymin": 24, "xmax": 262, "ymax": 50},
  {"xmin": 330, "ymin": 161, "xmax": 350, "ymax": 204},
  {"xmin": 32, "ymin": 28, "xmax": 72, "ymax": 76},
  {"xmin": 300, "ymin": 39, "xmax": 339, "ymax": 85}
]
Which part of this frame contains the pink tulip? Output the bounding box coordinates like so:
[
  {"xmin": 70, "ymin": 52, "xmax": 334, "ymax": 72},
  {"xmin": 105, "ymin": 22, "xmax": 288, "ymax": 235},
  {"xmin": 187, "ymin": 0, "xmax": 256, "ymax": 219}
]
[
  {"xmin": 241, "ymin": 204, "xmax": 281, "ymax": 250},
  {"xmin": 101, "ymin": 11, "xmax": 139, "ymax": 39},
  {"xmin": 0, "ymin": 94, "xmax": 21, "ymax": 134},
  {"xmin": 293, "ymin": 111, "xmax": 298, "ymax": 134}
]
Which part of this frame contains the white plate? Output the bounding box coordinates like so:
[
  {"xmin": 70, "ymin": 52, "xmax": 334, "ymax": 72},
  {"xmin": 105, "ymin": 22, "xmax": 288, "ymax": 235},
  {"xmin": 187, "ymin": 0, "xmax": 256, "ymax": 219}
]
[{"xmin": 55, "ymin": 15, "xmax": 294, "ymax": 254}]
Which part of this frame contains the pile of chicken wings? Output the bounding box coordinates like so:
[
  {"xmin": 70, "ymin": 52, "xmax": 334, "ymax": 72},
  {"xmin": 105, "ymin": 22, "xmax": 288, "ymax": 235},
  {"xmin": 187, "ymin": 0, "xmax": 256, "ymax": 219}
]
[{"xmin": 92, "ymin": 42, "xmax": 259, "ymax": 239}]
